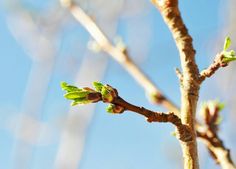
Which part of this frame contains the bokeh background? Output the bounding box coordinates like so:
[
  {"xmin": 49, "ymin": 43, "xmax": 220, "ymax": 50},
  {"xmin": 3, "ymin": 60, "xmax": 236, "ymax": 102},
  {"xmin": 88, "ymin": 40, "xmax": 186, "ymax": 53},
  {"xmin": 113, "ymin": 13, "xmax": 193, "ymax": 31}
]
[{"xmin": 0, "ymin": 0, "xmax": 236, "ymax": 169}]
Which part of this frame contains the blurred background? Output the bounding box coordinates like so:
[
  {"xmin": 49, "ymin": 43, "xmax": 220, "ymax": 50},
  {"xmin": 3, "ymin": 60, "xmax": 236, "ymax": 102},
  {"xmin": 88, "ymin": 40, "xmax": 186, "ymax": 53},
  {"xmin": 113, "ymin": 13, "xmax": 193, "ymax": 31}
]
[{"xmin": 0, "ymin": 0, "xmax": 236, "ymax": 169}]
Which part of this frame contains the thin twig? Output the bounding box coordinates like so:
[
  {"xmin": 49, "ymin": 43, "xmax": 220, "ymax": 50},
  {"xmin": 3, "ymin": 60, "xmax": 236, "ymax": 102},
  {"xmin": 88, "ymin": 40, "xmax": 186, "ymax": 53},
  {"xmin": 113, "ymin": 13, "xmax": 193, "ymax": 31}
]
[
  {"xmin": 60, "ymin": 0, "xmax": 180, "ymax": 114},
  {"xmin": 64, "ymin": 83, "xmax": 193, "ymax": 142},
  {"xmin": 152, "ymin": 0, "xmax": 200, "ymax": 168},
  {"xmin": 199, "ymin": 53, "xmax": 228, "ymax": 82}
]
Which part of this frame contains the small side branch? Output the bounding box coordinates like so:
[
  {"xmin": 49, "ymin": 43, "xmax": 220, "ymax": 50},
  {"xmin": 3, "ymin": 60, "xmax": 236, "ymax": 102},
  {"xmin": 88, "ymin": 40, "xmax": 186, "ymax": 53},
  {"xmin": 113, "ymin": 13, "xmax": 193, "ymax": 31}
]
[
  {"xmin": 197, "ymin": 101, "xmax": 236, "ymax": 169},
  {"xmin": 61, "ymin": 82, "xmax": 193, "ymax": 142},
  {"xmin": 199, "ymin": 37, "xmax": 236, "ymax": 83},
  {"xmin": 197, "ymin": 130, "xmax": 236, "ymax": 169},
  {"xmin": 199, "ymin": 53, "xmax": 228, "ymax": 82}
]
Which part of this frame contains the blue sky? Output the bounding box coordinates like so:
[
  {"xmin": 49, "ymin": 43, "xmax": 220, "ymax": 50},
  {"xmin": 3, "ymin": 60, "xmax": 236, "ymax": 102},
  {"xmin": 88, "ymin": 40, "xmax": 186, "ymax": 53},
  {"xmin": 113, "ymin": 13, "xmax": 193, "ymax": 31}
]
[{"xmin": 0, "ymin": 1, "xmax": 233, "ymax": 169}]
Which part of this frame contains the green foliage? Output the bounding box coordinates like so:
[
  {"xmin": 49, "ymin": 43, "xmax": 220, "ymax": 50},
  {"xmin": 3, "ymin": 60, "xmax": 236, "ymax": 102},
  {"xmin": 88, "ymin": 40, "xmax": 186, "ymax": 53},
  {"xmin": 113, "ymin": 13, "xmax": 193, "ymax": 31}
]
[
  {"xmin": 93, "ymin": 82, "xmax": 117, "ymax": 102},
  {"xmin": 106, "ymin": 104, "xmax": 124, "ymax": 114},
  {"xmin": 64, "ymin": 91, "xmax": 90, "ymax": 99},
  {"xmin": 93, "ymin": 82, "xmax": 104, "ymax": 92},
  {"xmin": 71, "ymin": 98, "xmax": 91, "ymax": 106},
  {"xmin": 222, "ymin": 37, "xmax": 236, "ymax": 63},
  {"xmin": 61, "ymin": 82, "xmax": 82, "ymax": 92},
  {"xmin": 106, "ymin": 104, "xmax": 115, "ymax": 113},
  {"xmin": 223, "ymin": 36, "xmax": 231, "ymax": 51},
  {"xmin": 222, "ymin": 50, "xmax": 236, "ymax": 63},
  {"xmin": 61, "ymin": 81, "xmax": 122, "ymax": 113},
  {"xmin": 61, "ymin": 81, "xmax": 101, "ymax": 106}
]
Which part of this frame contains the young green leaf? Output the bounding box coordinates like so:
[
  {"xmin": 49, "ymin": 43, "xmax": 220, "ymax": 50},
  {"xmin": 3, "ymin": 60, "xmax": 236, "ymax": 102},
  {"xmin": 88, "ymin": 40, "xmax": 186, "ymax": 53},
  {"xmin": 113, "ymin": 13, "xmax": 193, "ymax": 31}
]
[
  {"xmin": 61, "ymin": 81, "xmax": 82, "ymax": 92},
  {"xmin": 71, "ymin": 97, "xmax": 91, "ymax": 105},
  {"xmin": 106, "ymin": 104, "xmax": 124, "ymax": 114},
  {"xmin": 101, "ymin": 86, "xmax": 113, "ymax": 102},
  {"xmin": 106, "ymin": 104, "xmax": 115, "ymax": 113},
  {"xmin": 71, "ymin": 101, "xmax": 80, "ymax": 106},
  {"xmin": 64, "ymin": 91, "xmax": 90, "ymax": 99},
  {"xmin": 222, "ymin": 53, "xmax": 236, "ymax": 63},
  {"xmin": 223, "ymin": 36, "xmax": 231, "ymax": 51},
  {"xmin": 221, "ymin": 36, "xmax": 236, "ymax": 63},
  {"xmin": 93, "ymin": 82, "xmax": 104, "ymax": 92},
  {"xmin": 61, "ymin": 81, "xmax": 68, "ymax": 89}
]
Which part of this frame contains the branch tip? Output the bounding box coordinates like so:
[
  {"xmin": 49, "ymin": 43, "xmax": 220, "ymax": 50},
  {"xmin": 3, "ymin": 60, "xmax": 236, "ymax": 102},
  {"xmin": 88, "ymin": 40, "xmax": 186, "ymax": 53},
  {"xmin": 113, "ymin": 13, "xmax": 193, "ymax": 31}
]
[{"xmin": 62, "ymin": 82, "xmax": 192, "ymax": 142}]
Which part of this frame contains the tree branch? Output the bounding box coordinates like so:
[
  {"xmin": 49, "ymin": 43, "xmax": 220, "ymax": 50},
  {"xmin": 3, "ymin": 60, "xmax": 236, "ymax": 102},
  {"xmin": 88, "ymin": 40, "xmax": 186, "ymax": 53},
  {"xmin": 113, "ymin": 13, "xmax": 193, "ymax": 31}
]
[
  {"xmin": 113, "ymin": 97, "xmax": 192, "ymax": 142},
  {"xmin": 199, "ymin": 53, "xmax": 228, "ymax": 82},
  {"xmin": 62, "ymin": 82, "xmax": 193, "ymax": 142},
  {"xmin": 197, "ymin": 130, "xmax": 236, "ymax": 169},
  {"xmin": 197, "ymin": 101, "xmax": 236, "ymax": 169},
  {"xmin": 60, "ymin": 0, "xmax": 180, "ymax": 114},
  {"xmin": 199, "ymin": 36, "xmax": 236, "ymax": 83},
  {"xmin": 152, "ymin": 0, "xmax": 200, "ymax": 168}
]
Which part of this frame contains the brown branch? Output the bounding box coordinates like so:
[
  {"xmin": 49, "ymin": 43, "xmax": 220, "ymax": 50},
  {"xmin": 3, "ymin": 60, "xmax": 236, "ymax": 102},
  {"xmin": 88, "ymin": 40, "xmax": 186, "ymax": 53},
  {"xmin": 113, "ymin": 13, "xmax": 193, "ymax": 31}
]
[
  {"xmin": 60, "ymin": 0, "xmax": 180, "ymax": 114},
  {"xmin": 197, "ymin": 102, "xmax": 236, "ymax": 169},
  {"xmin": 197, "ymin": 129, "xmax": 236, "ymax": 169},
  {"xmin": 199, "ymin": 53, "xmax": 228, "ymax": 82},
  {"xmin": 152, "ymin": 0, "xmax": 200, "ymax": 168},
  {"xmin": 113, "ymin": 97, "xmax": 192, "ymax": 142},
  {"xmin": 76, "ymin": 84, "xmax": 193, "ymax": 142}
]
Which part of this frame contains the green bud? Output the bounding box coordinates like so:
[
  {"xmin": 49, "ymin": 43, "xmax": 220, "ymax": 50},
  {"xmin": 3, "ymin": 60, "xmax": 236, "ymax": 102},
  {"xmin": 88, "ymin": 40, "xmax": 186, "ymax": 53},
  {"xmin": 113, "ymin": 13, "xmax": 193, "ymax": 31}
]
[
  {"xmin": 64, "ymin": 91, "xmax": 90, "ymax": 100},
  {"xmin": 223, "ymin": 36, "xmax": 231, "ymax": 51},
  {"xmin": 101, "ymin": 85, "xmax": 118, "ymax": 102},
  {"xmin": 62, "ymin": 82, "xmax": 102, "ymax": 104},
  {"xmin": 222, "ymin": 51, "xmax": 236, "ymax": 63},
  {"xmin": 93, "ymin": 82, "xmax": 104, "ymax": 92},
  {"xmin": 106, "ymin": 104, "xmax": 115, "ymax": 113},
  {"xmin": 61, "ymin": 81, "xmax": 68, "ymax": 89},
  {"xmin": 106, "ymin": 104, "xmax": 124, "ymax": 114},
  {"xmin": 61, "ymin": 81, "xmax": 82, "ymax": 92},
  {"xmin": 71, "ymin": 97, "xmax": 90, "ymax": 106},
  {"xmin": 101, "ymin": 86, "xmax": 112, "ymax": 102},
  {"xmin": 221, "ymin": 36, "xmax": 236, "ymax": 63},
  {"xmin": 62, "ymin": 82, "xmax": 118, "ymax": 107},
  {"xmin": 93, "ymin": 82, "xmax": 118, "ymax": 102}
]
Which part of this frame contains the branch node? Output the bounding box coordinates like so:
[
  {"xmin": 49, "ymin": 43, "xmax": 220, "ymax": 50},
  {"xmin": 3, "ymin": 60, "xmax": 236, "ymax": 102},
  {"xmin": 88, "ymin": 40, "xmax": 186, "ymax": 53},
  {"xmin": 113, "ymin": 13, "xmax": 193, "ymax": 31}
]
[{"xmin": 176, "ymin": 125, "xmax": 193, "ymax": 142}]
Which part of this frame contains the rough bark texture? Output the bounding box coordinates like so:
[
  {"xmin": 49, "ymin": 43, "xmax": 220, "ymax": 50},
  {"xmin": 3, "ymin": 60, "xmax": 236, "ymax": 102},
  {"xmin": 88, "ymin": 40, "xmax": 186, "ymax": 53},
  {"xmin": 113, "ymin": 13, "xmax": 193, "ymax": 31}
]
[{"xmin": 152, "ymin": 0, "xmax": 200, "ymax": 168}]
